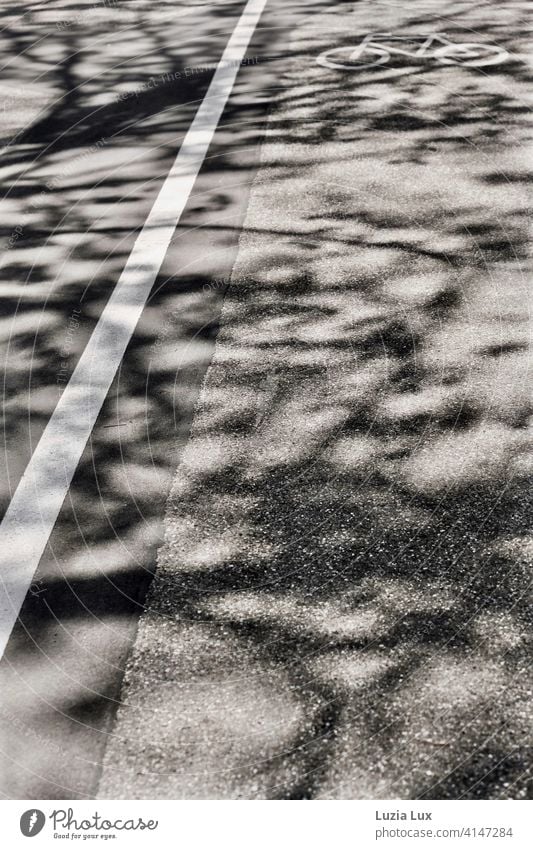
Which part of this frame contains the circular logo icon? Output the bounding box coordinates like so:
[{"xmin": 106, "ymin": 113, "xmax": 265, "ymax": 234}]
[{"xmin": 20, "ymin": 810, "xmax": 46, "ymax": 837}]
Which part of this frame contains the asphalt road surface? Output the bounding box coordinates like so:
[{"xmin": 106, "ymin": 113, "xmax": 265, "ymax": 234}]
[{"xmin": 0, "ymin": 0, "xmax": 532, "ymax": 800}]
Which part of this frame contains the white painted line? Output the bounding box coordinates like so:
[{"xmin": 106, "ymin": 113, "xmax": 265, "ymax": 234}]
[{"xmin": 0, "ymin": 0, "xmax": 268, "ymax": 660}]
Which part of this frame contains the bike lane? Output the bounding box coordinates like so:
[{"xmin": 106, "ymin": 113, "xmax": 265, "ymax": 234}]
[{"xmin": 94, "ymin": 0, "xmax": 531, "ymax": 799}]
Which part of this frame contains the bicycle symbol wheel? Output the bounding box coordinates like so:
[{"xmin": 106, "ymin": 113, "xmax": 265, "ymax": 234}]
[
  {"xmin": 316, "ymin": 45, "xmax": 390, "ymax": 70},
  {"xmin": 435, "ymin": 43, "xmax": 509, "ymax": 67}
]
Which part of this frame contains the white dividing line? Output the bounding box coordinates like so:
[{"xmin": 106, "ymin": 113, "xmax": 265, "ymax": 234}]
[{"xmin": 0, "ymin": 0, "xmax": 268, "ymax": 660}]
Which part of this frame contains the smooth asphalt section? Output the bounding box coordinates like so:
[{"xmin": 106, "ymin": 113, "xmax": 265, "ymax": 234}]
[
  {"xmin": 0, "ymin": 0, "xmax": 285, "ymax": 798},
  {"xmin": 0, "ymin": 0, "xmax": 268, "ymax": 663},
  {"xmin": 98, "ymin": 0, "xmax": 532, "ymax": 799}
]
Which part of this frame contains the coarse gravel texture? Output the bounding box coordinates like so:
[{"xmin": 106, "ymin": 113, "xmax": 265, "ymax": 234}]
[{"xmin": 98, "ymin": 0, "xmax": 533, "ymax": 799}]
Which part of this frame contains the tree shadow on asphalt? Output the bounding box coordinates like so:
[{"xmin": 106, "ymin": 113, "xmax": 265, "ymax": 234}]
[{"xmin": 0, "ymin": 0, "xmax": 532, "ymax": 800}]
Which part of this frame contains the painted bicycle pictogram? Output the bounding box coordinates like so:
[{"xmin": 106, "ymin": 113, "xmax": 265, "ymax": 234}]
[{"xmin": 317, "ymin": 32, "xmax": 509, "ymax": 71}]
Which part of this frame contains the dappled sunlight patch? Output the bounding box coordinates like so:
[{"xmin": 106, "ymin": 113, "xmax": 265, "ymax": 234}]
[
  {"xmin": 383, "ymin": 272, "xmax": 457, "ymax": 306},
  {"xmin": 471, "ymin": 611, "xmax": 527, "ymax": 655},
  {"xmin": 164, "ymin": 532, "xmax": 253, "ymax": 572},
  {"xmin": 198, "ymin": 384, "xmax": 261, "ymax": 429},
  {"xmin": 161, "ymin": 490, "xmax": 275, "ymax": 574},
  {"xmin": 325, "ymin": 434, "xmax": 381, "ymax": 473},
  {"xmin": 132, "ymin": 669, "xmax": 305, "ymax": 753},
  {"xmin": 107, "ymin": 462, "xmax": 169, "ymax": 501},
  {"xmin": 365, "ymin": 577, "xmax": 457, "ymax": 616},
  {"xmin": 480, "ymin": 534, "xmax": 533, "ymax": 603},
  {"xmin": 202, "ymin": 576, "xmax": 459, "ymax": 650},
  {"xmin": 213, "ymin": 340, "xmax": 267, "ymax": 366},
  {"xmin": 403, "ymin": 653, "xmax": 507, "ymax": 712},
  {"xmin": 377, "ymin": 384, "xmax": 454, "ymax": 422},
  {"xmin": 464, "ymin": 355, "xmax": 532, "ymax": 425},
  {"xmin": 204, "ymin": 591, "xmax": 384, "ymax": 642},
  {"xmin": 54, "ymin": 518, "xmax": 162, "ymax": 580},
  {"xmin": 401, "ymin": 422, "xmax": 524, "ymax": 495},
  {"xmin": 100, "ymin": 619, "xmax": 313, "ymax": 798},
  {"xmin": 316, "ymin": 359, "xmax": 391, "ymax": 411},
  {"xmin": 488, "ymin": 534, "xmax": 533, "ymax": 564},
  {"xmin": 248, "ymin": 403, "xmax": 347, "ymax": 474},
  {"xmin": 147, "ymin": 337, "xmax": 215, "ymax": 373},
  {"xmin": 178, "ymin": 435, "xmax": 243, "ymax": 476},
  {"xmin": 0, "ymin": 309, "xmax": 62, "ymax": 343},
  {"xmin": 2, "ymin": 385, "xmax": 60, "ymax": 420},
  {"xmin": 310, "ymin": 650, "xmax": 396, "ymax": 691}
]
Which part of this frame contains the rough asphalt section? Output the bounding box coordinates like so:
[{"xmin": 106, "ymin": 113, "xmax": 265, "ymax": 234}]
[{"xmin": 99, "ymin": 0, "xmax": 532, "ymax": 799}]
